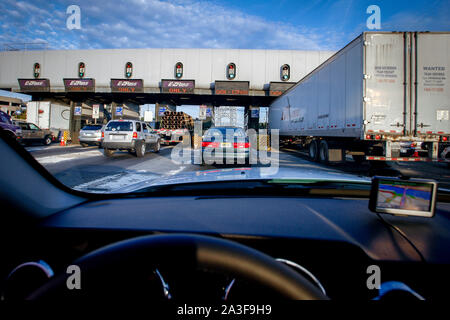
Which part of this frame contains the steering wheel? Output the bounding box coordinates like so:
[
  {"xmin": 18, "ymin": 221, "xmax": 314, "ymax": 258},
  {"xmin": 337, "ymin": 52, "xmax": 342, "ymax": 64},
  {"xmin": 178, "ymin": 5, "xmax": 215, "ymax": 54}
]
[{"xmin": 28, "ymin": 234, "xmax": 329, "ymax": 300}]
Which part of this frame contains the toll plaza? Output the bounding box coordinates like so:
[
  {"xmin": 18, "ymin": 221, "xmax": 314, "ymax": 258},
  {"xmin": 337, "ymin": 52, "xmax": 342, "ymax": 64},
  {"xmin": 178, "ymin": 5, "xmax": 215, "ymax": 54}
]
[{"xmin": 0, "ymin": 48, "xmax": 334, "ymax": 142}]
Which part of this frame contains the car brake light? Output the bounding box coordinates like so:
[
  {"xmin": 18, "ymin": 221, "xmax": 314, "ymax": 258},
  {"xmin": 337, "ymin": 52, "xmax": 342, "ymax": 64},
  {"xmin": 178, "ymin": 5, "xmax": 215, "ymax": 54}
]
[
  {"xmin": 443, "ymin": 136, "xmax": 448, "ymax": 142},
  {"xmin": 375, "ymin": 135, "xmax": 381, "ymax": 140},
  {"xmin": 101, "ymin": 132, "xmax": 104, "ymax": 138},
  {"xmin": 133, "ymin": 132, "xmax": 138, "ymax": 139}
]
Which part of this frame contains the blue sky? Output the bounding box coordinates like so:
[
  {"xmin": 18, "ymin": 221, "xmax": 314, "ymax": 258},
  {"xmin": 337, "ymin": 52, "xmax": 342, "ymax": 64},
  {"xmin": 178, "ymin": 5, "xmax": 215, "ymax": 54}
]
[
  {"xmin": 1, "ymin": 0, "xmax": 449, "ymax": 51},
  {"xmin": 0, "ymin": 90, "xmax": 31, "ymax": 102}
]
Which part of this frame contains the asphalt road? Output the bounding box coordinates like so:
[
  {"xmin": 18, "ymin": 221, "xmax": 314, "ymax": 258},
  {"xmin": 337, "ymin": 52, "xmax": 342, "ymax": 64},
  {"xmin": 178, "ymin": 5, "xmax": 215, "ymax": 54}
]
[{"xmin": 24, "ymin": 143, "xmax": 450, "ymax": 193}]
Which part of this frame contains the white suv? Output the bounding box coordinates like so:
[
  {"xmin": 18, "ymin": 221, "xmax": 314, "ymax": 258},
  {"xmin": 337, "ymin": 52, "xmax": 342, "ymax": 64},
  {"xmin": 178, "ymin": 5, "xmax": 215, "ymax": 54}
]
[{"xmin": 102, "ymin": 120, "xmax": 160, "ymax": 157}]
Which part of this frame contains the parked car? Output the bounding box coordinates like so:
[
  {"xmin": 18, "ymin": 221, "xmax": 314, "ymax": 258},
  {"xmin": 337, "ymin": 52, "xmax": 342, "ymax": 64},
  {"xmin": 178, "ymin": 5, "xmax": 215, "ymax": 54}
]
[
  {"xmin": 201, "ymin": 126, "xmax": 250, "ymax": 164},
  {"xmin": 102, "ymin": 119, "xmax": 160, "ymax": 157},
  {"xmin": 12, "ymin": 120, "xmax": 53, "ymax": 146},
  {"xmin": 79, "ymin": 124, "xmax": 104, "ymax": 147},
  {"xmin": 0, "ymin": 111, "xmax": 21, "ymax": 140}
]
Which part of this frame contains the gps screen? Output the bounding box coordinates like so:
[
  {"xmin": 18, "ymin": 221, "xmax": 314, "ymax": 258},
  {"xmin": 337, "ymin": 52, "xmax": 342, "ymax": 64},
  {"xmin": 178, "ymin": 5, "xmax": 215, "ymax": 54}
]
[{"xmin": 376, "ymin": 180, "xmax": 433, "ymax": 212}]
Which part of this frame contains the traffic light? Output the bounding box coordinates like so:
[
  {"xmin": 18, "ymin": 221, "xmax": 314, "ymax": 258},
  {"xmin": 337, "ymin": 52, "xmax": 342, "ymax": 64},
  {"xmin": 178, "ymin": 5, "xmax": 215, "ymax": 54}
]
[
  {"xmin": 78, "ymin": 62, "xmax": 85, "ymax": 78},
  {"xmin": 175, "ymin": 62, "xmax": 183, "ymax": 79},
  {"xmin": 226, "ymin": 63, "xmax": 236, "ymax": 80},
  {"xmin": 125, "ymin": 62, "xmax": 133, "ymax": 78},
  {"xmin": 281, "ymin": 64, "xmax": 290, "ymax": 81},
  {"xmin": 33, "ymin": 63, "xmax": 40, "ymax": 78}
]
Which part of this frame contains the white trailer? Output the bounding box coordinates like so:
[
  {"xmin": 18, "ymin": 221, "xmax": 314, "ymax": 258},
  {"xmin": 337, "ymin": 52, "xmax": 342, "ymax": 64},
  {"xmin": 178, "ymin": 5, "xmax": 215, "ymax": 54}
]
[
  {"xmin": 26, "ymin": 101, "xmax": 70, "ymax": 138},
  {"xmin": 269, "ymin": 32, "xmax": 450, "ymax": 163}
]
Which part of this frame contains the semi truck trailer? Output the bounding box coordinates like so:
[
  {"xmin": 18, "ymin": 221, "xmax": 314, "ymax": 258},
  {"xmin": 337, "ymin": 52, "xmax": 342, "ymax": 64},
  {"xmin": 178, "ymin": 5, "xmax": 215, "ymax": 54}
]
[{"xmin": 269, "ymin": 32, "xmax": 450, "ymax": 163}]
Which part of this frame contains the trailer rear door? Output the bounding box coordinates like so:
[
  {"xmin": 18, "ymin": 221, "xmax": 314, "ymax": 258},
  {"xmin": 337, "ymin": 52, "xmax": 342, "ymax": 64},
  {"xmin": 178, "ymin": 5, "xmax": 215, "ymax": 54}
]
[
  {"xmin": 364, "ymin": 33, "xmax": 406, "ymax": 135},
  {"xmin": 414, "ymin": 32, "xmax": 450, "ymax": 135},
  {"xmin": 37, "ymin": 101, "xmax": 50, "ymax": 129}
]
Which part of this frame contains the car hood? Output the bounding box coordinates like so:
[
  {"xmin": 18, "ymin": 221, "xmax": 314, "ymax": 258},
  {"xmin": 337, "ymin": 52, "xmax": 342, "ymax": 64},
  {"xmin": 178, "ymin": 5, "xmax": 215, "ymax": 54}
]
[{"xmin": 115, "ymin": 167, "xmax": 371, "ymax": 193}]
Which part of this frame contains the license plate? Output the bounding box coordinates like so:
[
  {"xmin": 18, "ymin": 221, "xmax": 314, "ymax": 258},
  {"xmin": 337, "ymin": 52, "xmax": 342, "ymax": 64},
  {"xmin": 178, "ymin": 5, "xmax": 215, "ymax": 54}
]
[
  {"xmin": 112, "ymin": 135, "xmax": 124, "ymax": 140},
  {"xmin": 221, "ymin": 142, "xmax": 231, "ymax": 148}
]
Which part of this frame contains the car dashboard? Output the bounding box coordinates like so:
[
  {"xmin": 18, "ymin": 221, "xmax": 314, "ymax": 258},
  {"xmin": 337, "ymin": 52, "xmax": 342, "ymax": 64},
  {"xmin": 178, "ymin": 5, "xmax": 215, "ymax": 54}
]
[{"xmin": 2, "ymin": 195, "xmax": 450, "ymax": 300}]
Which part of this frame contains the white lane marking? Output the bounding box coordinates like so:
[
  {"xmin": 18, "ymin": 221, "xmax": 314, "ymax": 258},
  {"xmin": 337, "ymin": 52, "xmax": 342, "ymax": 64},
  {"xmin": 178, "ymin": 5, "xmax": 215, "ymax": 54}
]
[
  {"xmin": 35, "ymin": 149, "xmax": 103, "ymax": 164},
  {"xmin": 73, "ymin": 172, "xmax": 159, "ymax": 193},
  {"xmin": 166, "ymin": 166, "xmax": 186, "ymax": 176},
  {"xmin": 25, "ymin": 145, "xmax": 78, "ymax": 152},
  {"xmin": 72, "ymin": 159, "xmax": 186, "ymax": 193}
]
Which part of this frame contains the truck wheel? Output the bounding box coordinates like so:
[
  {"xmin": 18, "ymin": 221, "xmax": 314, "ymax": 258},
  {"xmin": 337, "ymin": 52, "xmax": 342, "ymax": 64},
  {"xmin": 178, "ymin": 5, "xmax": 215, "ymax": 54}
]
[
  {"xmin": 308, "ymin": 140, "xmax": 319, "ymax": 162},
  {"xmin": 153, "ymin": 140, "xmax": 161, "ymax": 153},
  {"xmin": 43, "ymin": 135, "xmax": 52, "ymax": 146},
  {"xmin": 319, "ymin": 140, "xmax": 329, "ymax": 164},
  {"xmin": 136, "ymin": 141, "xmax": 146, "ymax": 157}
]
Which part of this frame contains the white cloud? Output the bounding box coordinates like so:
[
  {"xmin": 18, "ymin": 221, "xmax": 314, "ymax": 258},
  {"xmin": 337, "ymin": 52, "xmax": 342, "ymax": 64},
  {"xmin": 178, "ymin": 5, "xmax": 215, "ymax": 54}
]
[
  {"xmin": 3, "ymin": 0, "xmax": 448, "ymax": 52},
  {"xmin": 1, "ymin": 0, "xmax": 340, "ymax": 50}
]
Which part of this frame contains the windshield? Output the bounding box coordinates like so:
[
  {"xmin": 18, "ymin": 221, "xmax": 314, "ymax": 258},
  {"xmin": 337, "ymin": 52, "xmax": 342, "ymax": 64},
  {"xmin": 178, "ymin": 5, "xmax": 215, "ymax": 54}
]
[
  {"xmin": 1, "ymin": 0, "xmax": 448, "ymax": 194},
  {"xmin": 105, "ymin": 121, "xmax": 133, "ymax": 132},
  {"xmin": 81, "ymin": 125, "xmax": 103, "ymax": 131}
]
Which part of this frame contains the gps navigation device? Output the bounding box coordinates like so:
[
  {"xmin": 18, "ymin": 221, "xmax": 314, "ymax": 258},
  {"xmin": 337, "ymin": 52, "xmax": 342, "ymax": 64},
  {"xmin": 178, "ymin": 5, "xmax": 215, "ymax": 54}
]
[{"xmin": 369, "ymin": 177, "xmax": 437, "ymax": 218}]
